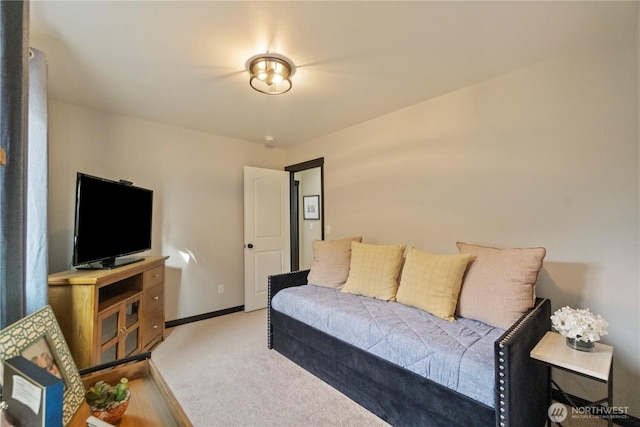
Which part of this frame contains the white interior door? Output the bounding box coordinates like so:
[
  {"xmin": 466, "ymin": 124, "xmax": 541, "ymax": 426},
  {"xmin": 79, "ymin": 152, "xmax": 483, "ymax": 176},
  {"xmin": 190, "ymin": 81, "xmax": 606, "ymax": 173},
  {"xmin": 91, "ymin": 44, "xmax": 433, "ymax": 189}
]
[{"xmin": 244, "ymin": 166, "xmax": 291, "ymax": 312}]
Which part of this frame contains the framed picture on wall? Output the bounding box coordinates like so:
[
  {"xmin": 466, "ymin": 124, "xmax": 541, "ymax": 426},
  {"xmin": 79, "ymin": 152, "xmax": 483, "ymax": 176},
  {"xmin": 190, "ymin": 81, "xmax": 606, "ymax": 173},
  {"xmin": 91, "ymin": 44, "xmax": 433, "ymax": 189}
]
[{"xmin": 303, "ymin": 195, "xmax": 320, "ymax": 220}]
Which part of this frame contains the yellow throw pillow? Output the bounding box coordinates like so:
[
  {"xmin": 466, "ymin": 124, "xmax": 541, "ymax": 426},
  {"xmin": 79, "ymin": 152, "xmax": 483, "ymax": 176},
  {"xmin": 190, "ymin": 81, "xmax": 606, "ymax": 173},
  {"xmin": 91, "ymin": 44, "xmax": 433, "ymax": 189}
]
[
  {"xmin": 307, "ymin": 236, "xmax": 362, "ymax": 289},
  {"xmin": 456, "ymin": 242, "xmax": 546, "ymax": 329},
  {"xmin": 342, "ymin": 242, "xmax": 406, "ymax": 301},
  {"xmin": 396, "ymin": 247, "xmax": 471, "ymax": 321}
]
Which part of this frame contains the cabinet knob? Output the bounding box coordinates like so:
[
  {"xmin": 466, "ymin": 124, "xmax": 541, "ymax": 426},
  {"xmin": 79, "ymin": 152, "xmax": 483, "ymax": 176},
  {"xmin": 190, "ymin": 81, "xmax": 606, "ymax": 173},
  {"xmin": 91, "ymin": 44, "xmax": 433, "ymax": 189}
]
[
  {"xmin": 153, "ymin": 274, "xmax": 160, "ymax": 279},
  {"xmin": 152, "ymin": 325, "xmax": 158, "ymax": 329},
  {"xmin": 153, "ymin": 296, "xmax": 159, "ymax": 300}
]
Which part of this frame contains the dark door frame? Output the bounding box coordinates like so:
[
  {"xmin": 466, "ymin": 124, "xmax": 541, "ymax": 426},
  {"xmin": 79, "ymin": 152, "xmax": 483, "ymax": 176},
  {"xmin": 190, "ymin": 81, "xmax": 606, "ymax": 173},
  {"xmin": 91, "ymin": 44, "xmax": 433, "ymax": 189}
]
[{"xmin": 285, "ymin": 157, "xmax": 324, "ymax": 271}]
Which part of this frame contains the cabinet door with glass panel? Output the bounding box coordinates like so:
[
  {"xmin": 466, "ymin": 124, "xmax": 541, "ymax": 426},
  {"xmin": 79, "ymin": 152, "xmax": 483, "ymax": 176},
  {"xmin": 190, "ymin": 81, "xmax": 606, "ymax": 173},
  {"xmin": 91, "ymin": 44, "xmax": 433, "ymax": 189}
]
[{"xmin": 96, "ymin": 292, "xmax": 142, "ymax": 365}]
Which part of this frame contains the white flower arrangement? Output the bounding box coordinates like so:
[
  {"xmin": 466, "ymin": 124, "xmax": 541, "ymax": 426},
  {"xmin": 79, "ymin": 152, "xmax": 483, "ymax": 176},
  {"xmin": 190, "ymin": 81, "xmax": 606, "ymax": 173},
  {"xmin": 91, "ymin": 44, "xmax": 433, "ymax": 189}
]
[{"xmin": 551, "ymin": 306, "xmax": 609, "ymax": 343}]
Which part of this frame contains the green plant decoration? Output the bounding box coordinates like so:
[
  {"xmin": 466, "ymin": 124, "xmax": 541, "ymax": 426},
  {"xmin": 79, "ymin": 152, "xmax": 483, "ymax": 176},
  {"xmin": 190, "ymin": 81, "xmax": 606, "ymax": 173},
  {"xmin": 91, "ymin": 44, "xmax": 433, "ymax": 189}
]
[{"xmin": 85, "ymin": 378, "xmax": 129, "ymax": 411}]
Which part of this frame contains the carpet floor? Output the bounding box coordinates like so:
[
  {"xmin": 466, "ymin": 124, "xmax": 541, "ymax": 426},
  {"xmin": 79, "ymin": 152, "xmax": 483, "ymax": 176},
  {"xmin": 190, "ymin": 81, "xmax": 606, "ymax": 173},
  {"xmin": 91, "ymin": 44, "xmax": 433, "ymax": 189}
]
[
  {"xmin": 152, "ymin": 309, "xmax": 612, "ymax": 427},
  {"xmin": 152, "ymin": 309, "xmax": 389, "ymax": 427}
]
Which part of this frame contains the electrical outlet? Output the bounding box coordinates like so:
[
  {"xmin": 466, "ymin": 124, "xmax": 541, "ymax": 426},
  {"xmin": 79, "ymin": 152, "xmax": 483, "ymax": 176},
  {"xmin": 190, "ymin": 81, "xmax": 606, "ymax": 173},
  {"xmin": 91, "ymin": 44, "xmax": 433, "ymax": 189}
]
[{"xmin": 218, "ymin": 284, "xmax": 224, "ymax": 294}]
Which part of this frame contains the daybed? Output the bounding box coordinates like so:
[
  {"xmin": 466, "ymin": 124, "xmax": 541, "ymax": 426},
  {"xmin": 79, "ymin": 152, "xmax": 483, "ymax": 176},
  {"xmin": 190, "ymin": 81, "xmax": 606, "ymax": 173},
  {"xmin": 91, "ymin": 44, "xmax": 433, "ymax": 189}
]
[{"xmin": 267, "ymin": 240, "xmax": 551, "ymax": 427}]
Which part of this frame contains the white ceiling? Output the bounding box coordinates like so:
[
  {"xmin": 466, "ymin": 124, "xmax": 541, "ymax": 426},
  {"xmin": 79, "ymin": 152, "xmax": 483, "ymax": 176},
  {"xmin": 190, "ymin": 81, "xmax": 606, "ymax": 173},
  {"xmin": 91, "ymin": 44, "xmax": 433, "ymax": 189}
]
[{"xmin": 30, "ymin": 1, "xmax": 637, "ymax": 148}]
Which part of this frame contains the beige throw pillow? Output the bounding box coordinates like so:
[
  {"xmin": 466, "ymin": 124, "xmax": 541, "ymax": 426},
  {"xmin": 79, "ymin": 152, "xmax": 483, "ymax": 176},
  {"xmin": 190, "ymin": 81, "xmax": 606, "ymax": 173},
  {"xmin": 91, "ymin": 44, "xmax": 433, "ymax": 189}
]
[
  {"xmin": 342, "ymin": 242, "xmax": 406, "ymax": 301},
  {"xmin": 307, "ymin": 236, "xmax": 363, "ymax": 289},
  {"xmin": 396, "ymin": 247, "xmax": 471, "ymax": 321},
  {"xmin": 456, "ymin": 242, "xmax": 546, "ymax": 329}
]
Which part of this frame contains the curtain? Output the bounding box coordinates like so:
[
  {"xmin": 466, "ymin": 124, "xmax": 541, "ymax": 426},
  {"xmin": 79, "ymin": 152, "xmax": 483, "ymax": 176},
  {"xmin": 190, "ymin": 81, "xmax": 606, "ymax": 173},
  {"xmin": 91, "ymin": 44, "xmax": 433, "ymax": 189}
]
[
  {"xmin": 26, "ymin": 48, "xmax": 48, "ymax": 314},
  {"xmin": 1, "ymin": 0, "xmax": 48, "ymax": 329}
]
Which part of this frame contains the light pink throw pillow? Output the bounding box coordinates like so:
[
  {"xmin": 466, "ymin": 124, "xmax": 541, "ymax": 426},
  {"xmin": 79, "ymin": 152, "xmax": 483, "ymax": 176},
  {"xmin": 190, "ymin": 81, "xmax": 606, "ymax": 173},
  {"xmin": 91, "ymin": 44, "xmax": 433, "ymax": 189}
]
[
  {"xmin": 456, "ymin": 242, "xmax": 546, "ymax": 329},
  {"xmin": 307, "ymin": 237, "xmax": 362, "ymax": 289}
]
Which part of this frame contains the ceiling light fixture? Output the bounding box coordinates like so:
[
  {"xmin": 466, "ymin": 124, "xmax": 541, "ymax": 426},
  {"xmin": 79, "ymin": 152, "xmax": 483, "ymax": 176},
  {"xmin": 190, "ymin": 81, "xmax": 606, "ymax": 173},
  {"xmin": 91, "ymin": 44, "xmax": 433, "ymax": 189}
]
[{"xmin": 246, "ymin": 53, "xmax": 296, "ymax": 95}]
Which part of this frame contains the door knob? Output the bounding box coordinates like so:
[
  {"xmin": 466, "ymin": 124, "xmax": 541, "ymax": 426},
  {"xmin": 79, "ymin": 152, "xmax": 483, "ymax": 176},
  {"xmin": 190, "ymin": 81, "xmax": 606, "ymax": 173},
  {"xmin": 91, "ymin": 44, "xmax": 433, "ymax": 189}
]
[{"xmin": 247, "ymin": 243, "xmax": 254, "ymax": 249}]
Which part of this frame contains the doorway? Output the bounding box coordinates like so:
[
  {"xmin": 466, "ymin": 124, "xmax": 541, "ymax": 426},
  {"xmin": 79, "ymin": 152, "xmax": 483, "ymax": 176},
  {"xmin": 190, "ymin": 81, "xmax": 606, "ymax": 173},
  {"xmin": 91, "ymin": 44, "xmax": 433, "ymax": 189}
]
[{"xmin": 285, "ymin": 158, "xmax": 324, "ymax": 271}]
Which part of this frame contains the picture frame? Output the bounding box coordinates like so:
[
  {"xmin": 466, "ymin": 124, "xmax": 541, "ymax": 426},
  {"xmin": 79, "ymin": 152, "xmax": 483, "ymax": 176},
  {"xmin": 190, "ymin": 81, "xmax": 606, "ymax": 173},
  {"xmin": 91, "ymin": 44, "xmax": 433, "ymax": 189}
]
[
  {"xmin": 0, "ymin": 305, "xmax": 84, "ymax": 424},
  {"xmin": 303, "ymin": 195, "xmax": 320, "ymax": 220}
]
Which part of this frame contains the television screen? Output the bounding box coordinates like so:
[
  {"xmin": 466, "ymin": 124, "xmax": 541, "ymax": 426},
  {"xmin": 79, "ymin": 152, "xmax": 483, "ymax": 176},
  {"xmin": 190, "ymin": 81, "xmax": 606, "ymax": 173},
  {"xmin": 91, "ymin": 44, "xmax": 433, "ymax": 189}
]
[{"xmin": 73, "ymin": 173, "xmax": 153, "ymax": 269}]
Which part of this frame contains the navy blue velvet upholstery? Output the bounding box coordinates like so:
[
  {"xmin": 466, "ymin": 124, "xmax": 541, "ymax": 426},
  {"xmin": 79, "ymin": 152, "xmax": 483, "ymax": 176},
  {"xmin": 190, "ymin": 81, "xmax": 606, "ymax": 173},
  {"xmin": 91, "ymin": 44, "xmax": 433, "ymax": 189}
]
[{"xmin": 268, "ymin": 270, "xmax": 551, "ymax": 427}]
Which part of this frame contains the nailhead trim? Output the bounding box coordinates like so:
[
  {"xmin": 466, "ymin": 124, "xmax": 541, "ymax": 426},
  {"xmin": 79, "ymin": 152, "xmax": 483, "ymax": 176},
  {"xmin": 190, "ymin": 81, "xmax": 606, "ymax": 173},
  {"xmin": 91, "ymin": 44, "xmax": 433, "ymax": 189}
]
[
  {"xmin": 495, "ymin": 298, "xmax": 547, "ymax": 427},
  {"xmin": 267, "ymin": 270, "xmax": 307, "ymax": 349},
  {"xmin": 267, "ymin": 275, "xmax": 272, "ymax": 348}
]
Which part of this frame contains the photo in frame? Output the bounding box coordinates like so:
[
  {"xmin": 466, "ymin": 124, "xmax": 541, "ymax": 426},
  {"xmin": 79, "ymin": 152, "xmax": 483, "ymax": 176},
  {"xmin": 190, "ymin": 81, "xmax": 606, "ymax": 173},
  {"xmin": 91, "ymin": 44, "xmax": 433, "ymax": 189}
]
[
  {"xmin": 303, "ymin": 195, "xmax": 320, "ymax": 220},
  {"xmin": 0, "ymin": 305, "xmax": 84, "ymax": 424}
]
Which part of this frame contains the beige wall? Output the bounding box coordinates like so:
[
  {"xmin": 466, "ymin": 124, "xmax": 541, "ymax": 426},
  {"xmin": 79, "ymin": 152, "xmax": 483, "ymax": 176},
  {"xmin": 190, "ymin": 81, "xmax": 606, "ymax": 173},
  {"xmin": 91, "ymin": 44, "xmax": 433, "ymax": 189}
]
[
  {"xmin": 46, "ymin": 18, "xmax": 639, "ymax": 418},
  {"xmin": 47, "ymin": 101, "xmax": 286, "ymax": 321},
  {"xmin": 286, "ymin": 32, "xmax": 639, "ymax": 415}
]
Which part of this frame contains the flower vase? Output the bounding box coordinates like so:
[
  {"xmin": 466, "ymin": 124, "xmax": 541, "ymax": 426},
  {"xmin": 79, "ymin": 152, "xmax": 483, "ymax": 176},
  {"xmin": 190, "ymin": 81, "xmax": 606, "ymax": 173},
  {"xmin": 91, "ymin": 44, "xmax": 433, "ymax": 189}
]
[
  {"xmin": 89, "ymin": 390, "xmax": 130, "ymax": 424},
  {"xmin": 566, "ymin": 337, "xmax": 594, "ymax": 352}
]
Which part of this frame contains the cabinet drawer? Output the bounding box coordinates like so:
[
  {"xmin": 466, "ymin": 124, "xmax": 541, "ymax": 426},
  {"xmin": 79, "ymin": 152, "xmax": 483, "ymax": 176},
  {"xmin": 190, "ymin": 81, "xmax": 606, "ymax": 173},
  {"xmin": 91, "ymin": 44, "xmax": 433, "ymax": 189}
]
[
  {"xmin": 143, "ymin": 266, "xmax": 164, "ymax": 289},
  {"xmin": 143, "ymin": 284, "xmax": 164, "ymax": 343}
]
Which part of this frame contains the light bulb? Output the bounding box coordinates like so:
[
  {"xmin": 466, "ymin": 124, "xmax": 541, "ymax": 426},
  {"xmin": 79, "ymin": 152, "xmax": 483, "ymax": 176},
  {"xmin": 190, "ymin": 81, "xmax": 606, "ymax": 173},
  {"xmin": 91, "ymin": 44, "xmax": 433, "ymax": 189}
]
[{"xmin": 247, "ymin": 53, "xmax": 295, "ymax": 95}]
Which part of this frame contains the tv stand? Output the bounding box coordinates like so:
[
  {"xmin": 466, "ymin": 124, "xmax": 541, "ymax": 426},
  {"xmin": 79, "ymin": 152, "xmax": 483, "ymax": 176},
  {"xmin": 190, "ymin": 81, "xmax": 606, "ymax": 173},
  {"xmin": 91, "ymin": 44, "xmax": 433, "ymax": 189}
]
[
  {"xmin": 48, "ymin": 256, "xmax": 168, "ymax": 369},
  {"xmin": 76, "ymin": 256, "xmax": 145, "ymax": 270}
]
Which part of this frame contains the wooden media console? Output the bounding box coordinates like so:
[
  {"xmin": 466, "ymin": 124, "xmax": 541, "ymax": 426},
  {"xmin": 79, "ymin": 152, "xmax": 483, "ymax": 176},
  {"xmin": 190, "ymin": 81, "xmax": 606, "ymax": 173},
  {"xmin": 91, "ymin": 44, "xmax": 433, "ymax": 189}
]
[{"xmin": 48, "ymin": 256, "xmax": 169, "ymax": 369}]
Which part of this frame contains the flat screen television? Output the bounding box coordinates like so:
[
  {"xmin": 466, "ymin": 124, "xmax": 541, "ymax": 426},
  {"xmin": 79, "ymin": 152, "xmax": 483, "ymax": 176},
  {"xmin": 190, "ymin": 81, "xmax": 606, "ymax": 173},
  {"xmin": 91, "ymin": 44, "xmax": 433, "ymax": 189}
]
[{"xmin": 73, "ymin": 173, "xmax": 153, "ymax": 269}]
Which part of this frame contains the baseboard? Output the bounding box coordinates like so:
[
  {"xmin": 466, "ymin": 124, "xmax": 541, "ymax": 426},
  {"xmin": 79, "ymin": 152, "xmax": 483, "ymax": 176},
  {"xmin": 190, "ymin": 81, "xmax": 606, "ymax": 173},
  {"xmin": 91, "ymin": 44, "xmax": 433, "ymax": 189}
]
[
  {"xmin": 552, "ymin": 389, "xmax": 640, "ymax": 427},
  {"xmin": 165, "ymin": 305, "xmax": 244, "ymax": 328}
]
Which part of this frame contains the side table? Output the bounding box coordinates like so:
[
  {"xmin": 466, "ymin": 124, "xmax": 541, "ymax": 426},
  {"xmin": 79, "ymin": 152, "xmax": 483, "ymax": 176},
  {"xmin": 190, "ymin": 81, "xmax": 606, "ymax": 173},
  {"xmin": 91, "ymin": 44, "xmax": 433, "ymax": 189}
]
[{"xmin": 531, "ymin": 331, "xmax": 613, "ymax": 426}]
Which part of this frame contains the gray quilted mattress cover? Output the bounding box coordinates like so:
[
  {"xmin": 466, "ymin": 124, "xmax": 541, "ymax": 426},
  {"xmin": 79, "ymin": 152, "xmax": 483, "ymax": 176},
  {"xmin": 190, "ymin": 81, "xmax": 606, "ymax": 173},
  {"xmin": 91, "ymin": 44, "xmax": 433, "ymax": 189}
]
[{"xmin": 271, "ymin": 284, "xmax": 504, "ymax": 407}]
